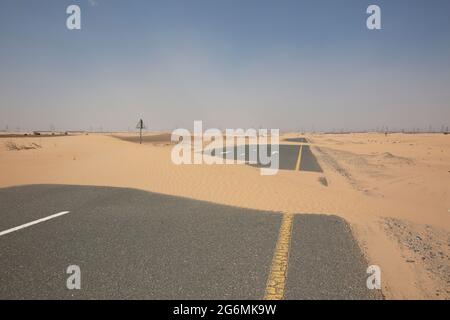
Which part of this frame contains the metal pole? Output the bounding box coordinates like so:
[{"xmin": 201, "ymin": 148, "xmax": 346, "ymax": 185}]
[{"xmin": 137, "ymin": 119, "xmax": 145, "ymax": 143}]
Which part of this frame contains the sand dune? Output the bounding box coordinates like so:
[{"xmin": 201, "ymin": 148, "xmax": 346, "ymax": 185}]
[{"xmin": 0, "ymin": 132, "xmax": 449, "ymax": 299}]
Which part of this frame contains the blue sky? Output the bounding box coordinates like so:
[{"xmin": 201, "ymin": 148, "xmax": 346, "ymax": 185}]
[{"xmin": 1, "ymin": 0, "xmax": 449, "ymax": 131}]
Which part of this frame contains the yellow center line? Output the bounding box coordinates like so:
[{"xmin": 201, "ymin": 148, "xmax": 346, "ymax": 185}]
[
  {"xmin": 264, "ymin": 213, "xmax": 294, "ymax": 300},
  {"xmin": 294, "ymin": 145, "xmax": 303, "ymax": 171}
]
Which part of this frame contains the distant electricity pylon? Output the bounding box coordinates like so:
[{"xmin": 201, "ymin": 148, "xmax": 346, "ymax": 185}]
[{"xmin": 136, "ymin": 119, "xmax": 146, "ymax": 144}]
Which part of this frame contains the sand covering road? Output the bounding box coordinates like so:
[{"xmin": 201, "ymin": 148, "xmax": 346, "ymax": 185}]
[{"xmin": 1, "ymin": 132, "xmax": 449, "ymax": 299}]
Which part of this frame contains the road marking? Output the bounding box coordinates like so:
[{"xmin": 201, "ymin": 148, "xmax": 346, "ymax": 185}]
[
  {"xmin": 0, "ymin": 211, "xmax": 70, "ymax": 237},
  {"xmin": 264, "ymin": 213, "xmax": 294, "ymax": 300},
  {"xmin": 295, "ymin": 145, "xmax": 303, "ymax": 171}
]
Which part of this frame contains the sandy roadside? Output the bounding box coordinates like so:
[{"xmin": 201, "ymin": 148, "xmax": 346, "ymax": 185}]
[{"xmin": 0, "ymin": 132, "xmax": 449, "ymax": 299}]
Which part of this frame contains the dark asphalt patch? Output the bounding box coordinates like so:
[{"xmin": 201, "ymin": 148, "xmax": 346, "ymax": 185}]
[
  {"xmin": 284, "ymin": 214, "xmax": 381, "ymax": 300},
  {"xmin": 206, "ymin": 144, "xmax": 323, "ymax": 172},
  {"xmin": 300, "ymin": 146, "xmax": 323, "ymax": 173},
  {"xmin": 113, "ymin": 133, "xmax": 173, "ymax": 144},
  {"xmin": 206, "ymin": 144, "xmax": 295, "ymax": 170},
  {"xmin": 0, "ymin": 185, "xmax": 280, "ymax": 299},
  {"xmin": 284, "ymin": 137, "xmax": 308, "ymax": 143}
]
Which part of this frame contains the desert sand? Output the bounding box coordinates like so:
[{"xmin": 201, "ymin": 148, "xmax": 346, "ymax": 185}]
[{"xmin": 0, "ymin": 132, "xmax": 449, "ymax": 299}]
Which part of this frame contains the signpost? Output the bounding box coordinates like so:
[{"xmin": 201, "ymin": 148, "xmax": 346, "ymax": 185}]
[{"xmin": 136, "ymin": 119, "xmax": 146, "ymax": 144}]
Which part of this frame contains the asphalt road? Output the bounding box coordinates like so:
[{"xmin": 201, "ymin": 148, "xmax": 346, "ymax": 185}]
[
  {"xmin": 299, "ymin": 145, "xmax": 323, "ymax": 172},
  {"xmin": 0, "ymin": 185, "xmax": 380, "ymax": 299},
  {"xmin": 113, "ymin": 133, "xmax": 173, "ymax": 144},
  {"xmin": 283, "ymin": 137, "xmax": 308, "ymax": 143},
  {"xmin": 285, "ymin": 215, "xmax": 377, "ymax": 299},
  {"xmin": 207, "ymin": 144, "xmax": 322, "ymax": 172}
]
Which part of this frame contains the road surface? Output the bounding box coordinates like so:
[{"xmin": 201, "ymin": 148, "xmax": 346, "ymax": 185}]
[
  {"xmin": 206, "ymin": 144, "xmax": 322, "ymax": 172},
  {"xmin": 0, "ymin": 185, "xmax": 380, "ymax": 299}
]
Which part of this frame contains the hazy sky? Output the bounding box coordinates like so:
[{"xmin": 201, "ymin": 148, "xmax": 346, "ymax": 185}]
[{"xmin": 1, "ymin": 0, "xmax": 449, "ymax": 132}]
